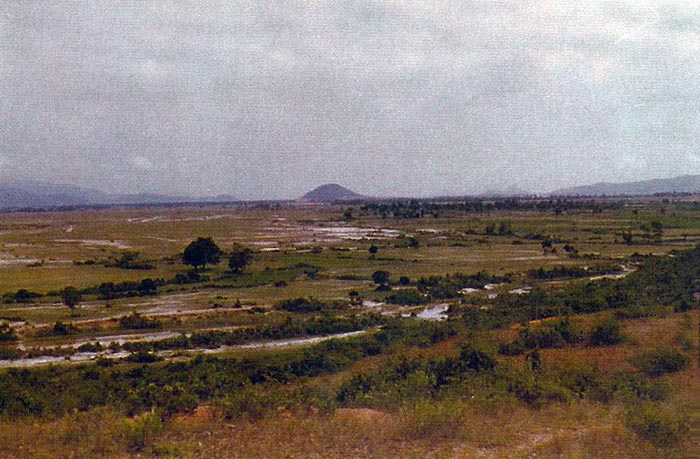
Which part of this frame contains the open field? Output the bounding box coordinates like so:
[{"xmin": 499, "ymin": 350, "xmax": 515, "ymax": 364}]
[{"xmin": 2, "ymin": 197, "xmax": 700, "ymax": 457}]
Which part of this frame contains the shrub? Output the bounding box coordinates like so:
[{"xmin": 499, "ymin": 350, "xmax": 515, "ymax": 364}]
[
  {"xmin": 397, "ymin": 399, "xmax": 469, "ymax": 440},
  {"xmin": 119, "ymin": 313, "xmax": 161, "ymax": 330},
  {"xmin": 126, "ymin": 351, "xmax": 163, "ymax": 363},
  {"xmin": 630, "ymin": 346, "xmax": 689, "ymax": 377},
  {"xmin": 53, "ymin": 321, "xmax": 77, "ymax": 336},
  {"xmin": 499, "ymin": 318, "xmax": 584, "ymax": 355},
  {"xmin": 626, "ymin": 403, "xmax": 689, "ymax": 448},
  {"xmin": 276, "ymin": 297, "xmax": 345, "ymax": 313},
  {"xmin": 385, "ymin": 289, "xmax": 428, "ymax": 305},
  {"xmin": 0, "ymin": 323, "xmax": 18, "ymax": 342},
  {"xmin": 588, "ymin": 316, "xmax": 622, "ymax": 346},
  {"xmin": 460, "ymin": 344, "xmax": 496, "ymax": 372},
  {"xmin": 115, "ymin": 412, "xmax": 163, "ymax": 452}
]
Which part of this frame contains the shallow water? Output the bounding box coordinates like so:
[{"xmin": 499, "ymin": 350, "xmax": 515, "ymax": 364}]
[
  {"xmin": 416, "ymin": 304, "xmax": 449, "ymax": 321},
  {"xmin": 0, "ymin": 330, "xmax": 370, "ymax": 368}
]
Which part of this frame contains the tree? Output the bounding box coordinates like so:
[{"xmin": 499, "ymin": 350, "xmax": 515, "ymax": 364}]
[
  {"xmin": 368, "ymin": 244, "xmax": 378, "ymax": 258},
  {"xmin": 621, "ymin": 232, "xmax": 634, "ymax": 245},
  {"xmin": 182, "ymin": 237, "xmax": 222, "ymax": 269},
  {"xmin": 61, "ymin": 286, "xmax": 82, "ymax": 310},
  {"xmin": 372, "ymin": 270, "xmax": 390, "ymax": 290},
  {"xmin": 0, "ymin": 323, "xmax": 17, "ymax": 342},
  {"xmin": 228, "ymin": 244, "xmax": 253, "ymax": 274}
]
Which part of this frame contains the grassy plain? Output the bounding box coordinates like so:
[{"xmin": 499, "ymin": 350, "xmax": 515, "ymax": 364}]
[{"xmin": 1, "ymin": 197, "xmax": 700, "ymax": 457}]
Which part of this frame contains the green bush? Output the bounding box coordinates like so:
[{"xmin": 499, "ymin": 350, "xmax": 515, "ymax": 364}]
[
  {"xmin": 588, "ymin": 316, "xmax": 622, "ymax": 346},
  {"xmin": 499, "ymin": 318, "xmax": 584, "ymax": 355},
  {"xmin": 385, "ymin": 289, "xmax": 428, "ymax": 305},
  {"xmin": 460, "ymin": 343, "xmax": 496, "ymax": 372},
  {"xmin": 397, "ymin": 399, "xmax": 469, "ymax": 439},
  {"xmin": 53, "ymin": 321, "xmax": 77, "ymax": 336},
  {"xmin": 119, "ymin": 313, "xmax": 161, "ymax": 330},
  {"xmin": 0, "ymin": 323, "xmax": 18, "ymax": 342},
  {"xmin": 115, "ymin": 412, "xmax": 163, "ymax": 452},
  {"xmin": 630, "ymin": 346, "xmax": 689, "ymax": 377},
  {"xmin": 276, "ymin": 297, "xmax": 346, "ymax": 313},
  {"xmin": 626, "ymin": 403, "xmax": 689, "ymax": 448}
]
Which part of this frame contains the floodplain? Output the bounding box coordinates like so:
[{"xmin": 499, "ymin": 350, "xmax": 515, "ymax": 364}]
[{"xmin": 1, "ymin": 196, "xmax": 700, "ymax": 458}]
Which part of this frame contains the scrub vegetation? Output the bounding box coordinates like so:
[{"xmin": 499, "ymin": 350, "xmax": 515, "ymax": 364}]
[{"xmin": 1, "ymin": 196, "xmax": 700, "ymax": 457}]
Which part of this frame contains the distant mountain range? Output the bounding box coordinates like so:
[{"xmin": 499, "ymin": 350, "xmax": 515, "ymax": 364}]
[
  {"xmin": 551, "ymin": 174, "xmax": 700, "ymax": 196},
  {"xmin": 0, "ymin": 180, "xmax": 239, "ymax": 209},
  {"xmin": 299, "ymin": 184, "xmax": 364, "ymax": 203},
  {"xmin": 3, "ymin": 174, "xmax": 700, "ymax": 209}
]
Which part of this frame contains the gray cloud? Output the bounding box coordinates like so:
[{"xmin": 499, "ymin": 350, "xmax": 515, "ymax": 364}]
[{"xmin": 1, "ymin": 1, "xmax": 700, "ymax": 199}]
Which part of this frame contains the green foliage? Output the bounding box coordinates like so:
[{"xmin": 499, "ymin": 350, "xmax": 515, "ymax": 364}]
[
  {"xmin": 397, "ymin": 399, "xmax": 469, "ymax": 440},
  {"xmin": 385, "ymin": 288, "xmax": 428, "ymax": 305},
  {"xmin": 11, "ymin": 289, "xmax": 40, "ymax": 304},
  {"xmin": 115, "ymin": 412, "xmax": 164, "ymax": 452},
  {"xmin": 626, "ymin": 403, "xmax": 688, "ymax": 448},
  {"xmin": 212, "ymin": 383, "xmax": 336, "ymax": 422},
  {"xmin": 60, "ymin": 286, "xmax": 82, "ymax": 309},
  {"xmin": 228, "ymin": 244, "xmax": 253, "ymax": 273},
  {"xmin": 105, "ymin": 251, "xmax": 154, "ymax": 270},
  {"xmin": 460, "ymin": 343, "xmax": 496, "ymax": 372},
  {"xmin": 126, "ymin": 351, "xmax": 164, "ymax": 363},
  {"xmin": 182, "ymin": 236, "xmax": 222, "ymax": 269},
  {"xmin": 119, "ymin": 313, "xmax": 162, "ymax": 330},
  {"xmin": 94, "ymin": 278, "xmax": 165, "ymax": 299},
  {"xmin": 630, "ymin": 346, "xmax": 689, "ymax": 377},
  {"xmin": 499, "ymin": 318, "xmax": 584, "ymax": 355},
  {"xmin": 372, "ymin": 270, "xmax": 390, "ymax": 286},
  {"xmin": 527, "ymin": 264, "xmax": 621, "ymax": 280},
  {"xmin": 52, "ymin": 321, "xmax": 77, "ymax": 336},
  {"xmin": 275, "ymin": 297, "xmax": 346, "ymax": 313},
  {"xmin": 0, "ymin": 323, "xmax": 18, "ymax": 342},
  {"xmin": 588, "ymin": 316, "xmax": 622, "ymax": 346}
]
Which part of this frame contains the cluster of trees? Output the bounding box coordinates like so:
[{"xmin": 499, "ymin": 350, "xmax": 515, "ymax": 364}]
[
  {"xmin": 276, "ymin": 297, "xmax": 348, "ymax": 313},
  {"xmin": 182, "ymin": 237, "xmax": 253, "ymax": 273},
  {"xmin": 360, "ymin": 198, "xmax": 621, "ymax": 218},
  {"xmin": 527, "ymin": 264, "xmax": 622, "ymax": 280},
  {"xmin": 452, "ymin": 246, "xmax": 700, "ymax": 333},
  {"xmin": 119, "ymin": 312, "xmax": 162, "ymax": 330},
  {"xmin": 103, "ymin": 251, "xmax": 154, "ymax": 270},
  {"xmin": 498, "ymin": 316, "xmax": 622, "ymax": 355}
]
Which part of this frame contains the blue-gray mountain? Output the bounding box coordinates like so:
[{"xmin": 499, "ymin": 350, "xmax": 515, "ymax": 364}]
[
  {"xmin": 551, "ymin": 175, "xmax": 700, "ymax": 196},
  {"xmin": 0, "ymin": 180, "xmax": 238, "ymax": 209},
  {"xmin": 299, "ymin": 184, "xmax": 364, "ymax": 203}
]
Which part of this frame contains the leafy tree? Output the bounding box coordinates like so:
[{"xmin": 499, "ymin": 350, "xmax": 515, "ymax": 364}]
[
  {"xmin": 650, "ymin": 221, "xmax": 663, "ymax": 239},
  {"xmin": 0, "ymin": 323, "xmax": 17, "ymax": 342},
  {"xmin": 541, "ymin": 238, "xmax": 553, "ymax": 253},
  {"xmin": 182, "ymin": 237, "xmax": 222, "ymax": 269},
  {"xmin": 497, "ymin": 221, "xmax": 512, "ymax": 235},
  {"xmin": 588, "ymin": 316, "xmax": 622, "ymax": 346},
  {"xmin": 368, "ymin": 244, "xmax": 378, "ymax": 257},
  {"xmin": 372, "ymin": 270, "xmax": 390, "ymax": 289},
  {"xmin": 60, "ymin": 286, "xmax": 82, "ymax": 309},
  {"xmin": 228, "ymin": 244, "xmax": 253, "ymax": 274}
]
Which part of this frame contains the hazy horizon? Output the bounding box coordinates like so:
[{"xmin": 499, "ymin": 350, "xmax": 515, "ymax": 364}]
[{"xmin": 3, "ymin": 2, "xmax": 700, "ymax": 199}]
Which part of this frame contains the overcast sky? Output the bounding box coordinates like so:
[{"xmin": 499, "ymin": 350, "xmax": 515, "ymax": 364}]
[{"xmin": 1, "ymin": 1, "xmax": 700, "ymax": 199}]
